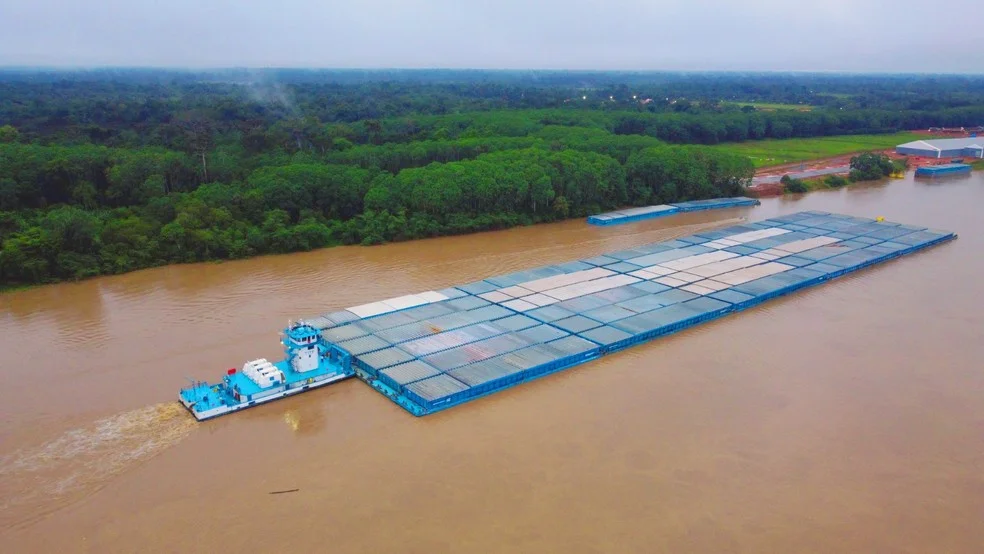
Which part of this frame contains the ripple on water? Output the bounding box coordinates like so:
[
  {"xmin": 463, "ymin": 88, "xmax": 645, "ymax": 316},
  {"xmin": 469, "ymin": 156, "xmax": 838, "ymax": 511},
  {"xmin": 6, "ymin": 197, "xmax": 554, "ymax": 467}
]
[{"xmin": 0, "ymin": 402, "xmax": 197, "ymax": 529}]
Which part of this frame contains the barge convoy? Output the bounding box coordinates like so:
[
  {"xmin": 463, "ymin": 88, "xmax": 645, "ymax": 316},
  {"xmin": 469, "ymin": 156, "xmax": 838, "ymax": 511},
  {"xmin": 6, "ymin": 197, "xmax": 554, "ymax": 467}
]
[{"xmin": 180, "ymin": 210, "xmax": 956, "ymax": 421}]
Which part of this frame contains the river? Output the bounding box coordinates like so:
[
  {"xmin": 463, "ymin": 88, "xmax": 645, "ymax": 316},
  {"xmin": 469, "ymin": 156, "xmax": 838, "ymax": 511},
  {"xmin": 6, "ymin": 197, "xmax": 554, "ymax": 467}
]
[{"xmin": 2, "ymin": 172, "xmax": 982, "ymax": 553}]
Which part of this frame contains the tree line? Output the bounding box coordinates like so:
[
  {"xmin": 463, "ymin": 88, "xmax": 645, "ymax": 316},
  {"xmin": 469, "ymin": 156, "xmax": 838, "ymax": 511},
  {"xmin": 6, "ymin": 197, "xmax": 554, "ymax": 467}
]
[
  {"xmin": 4, "ymin": 72, "xmax": 984, "ymax": 153},
  {"xmin": 0, "ymin": 138, "xmax": 752, "ymax": 286},
  {"xmin": 4, "ymin": 70, "xmax": 984, "ymax": 288}
]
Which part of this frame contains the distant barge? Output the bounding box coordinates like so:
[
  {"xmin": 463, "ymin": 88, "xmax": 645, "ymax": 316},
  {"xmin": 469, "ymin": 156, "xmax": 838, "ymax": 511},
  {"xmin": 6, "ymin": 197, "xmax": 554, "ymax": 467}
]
[
  {"xmin": 587, "ymin": 197, "xmax": 760, "ymax": 226},
  {"xmin": 180, "ymin": 211, "xmax": 955, "ymax": 420},
  {"xmin": 915, "ymin": 163, "xmax": 972, "ymax": 177}
]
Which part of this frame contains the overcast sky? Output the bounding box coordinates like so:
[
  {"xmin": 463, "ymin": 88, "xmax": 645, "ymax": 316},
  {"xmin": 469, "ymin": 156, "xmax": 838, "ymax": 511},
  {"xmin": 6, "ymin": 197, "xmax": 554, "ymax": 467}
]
[{"xmin": 0, "ymin": 0, "xmax": 981, "ymax": 73}]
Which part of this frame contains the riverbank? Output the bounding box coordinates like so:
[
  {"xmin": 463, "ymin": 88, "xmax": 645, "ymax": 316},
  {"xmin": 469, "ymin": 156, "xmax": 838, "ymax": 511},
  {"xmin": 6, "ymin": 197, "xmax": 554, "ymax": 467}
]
[
  {"xmin": 0, "ymin": 130, "xmax": 961, "ymax": 292},
  {"xmin": 785, "ymin": 174, "xmax": 856, "ymax": 194},
  {"xmin": 0, "ymin": 140, "xmax": 754, "ymax": 291},
  {"xmin": 768, "ymin": 158, "xmax": 980, "ymax": 196},
  {"xmin": 0, "ymin": 284, "xmax": 32, "ymax": 294},
  {"xmin": 746, "ymin": 134, "xmax": 984, "ymax": 196}
]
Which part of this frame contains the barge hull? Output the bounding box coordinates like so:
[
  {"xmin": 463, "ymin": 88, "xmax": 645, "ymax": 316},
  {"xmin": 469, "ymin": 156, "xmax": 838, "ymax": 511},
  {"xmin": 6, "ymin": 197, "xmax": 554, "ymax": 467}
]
[
  {"xmin": 915, "ymin": 163, "xmax": 972, "ymax": 177},
  {"xmin": 179, "ymin": 372, "xmax": 353, "ymax": 421}
]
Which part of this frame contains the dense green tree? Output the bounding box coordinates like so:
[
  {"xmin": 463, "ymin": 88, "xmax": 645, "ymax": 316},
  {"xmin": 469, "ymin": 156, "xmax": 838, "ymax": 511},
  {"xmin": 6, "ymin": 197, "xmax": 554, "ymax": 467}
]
[
  {"xmin": 780, "ymin": 175, "xmax": 809, "ymax": 193},
  {"xmin": 0, "ymin": 178, "xmax": 18, "ymax": 210},
  {"xmin": 625, "ymin": 146, "xmax": 752, "ymax": 204},
  {"xmin": 1, "ymin": 227, "xmax": 57, "ymax": 283},
  {"xmin": 0, "ymin": 125, "xmax": 18, "ymax": 143},
  {"xmin": 849, "ymin": 152, "xmax": 895, "ymax": 181},
  {"xmin": 247, "ymin": 163, "xmax": 371, "ymax": 220}
]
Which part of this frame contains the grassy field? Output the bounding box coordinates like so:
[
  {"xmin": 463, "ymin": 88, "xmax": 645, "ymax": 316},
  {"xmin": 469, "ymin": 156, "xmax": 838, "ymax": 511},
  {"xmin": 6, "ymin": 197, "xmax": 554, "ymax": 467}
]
[{"xmin": 713, "ymin": 132, "xmax": 923, "ymax": 168}]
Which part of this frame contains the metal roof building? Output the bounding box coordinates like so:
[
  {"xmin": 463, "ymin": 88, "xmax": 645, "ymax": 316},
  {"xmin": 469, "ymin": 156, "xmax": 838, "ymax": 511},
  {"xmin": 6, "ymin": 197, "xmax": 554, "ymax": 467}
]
[{"xmin": 896, "ymin": 137, "xmax": 984, "ymax": 159}]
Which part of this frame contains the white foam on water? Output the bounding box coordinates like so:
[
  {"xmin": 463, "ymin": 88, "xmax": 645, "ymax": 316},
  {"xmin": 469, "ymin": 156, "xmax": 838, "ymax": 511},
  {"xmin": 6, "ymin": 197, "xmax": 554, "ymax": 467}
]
[{"xmin": 0, "ymin": 402, "xmax": 197, "ymax": 528}]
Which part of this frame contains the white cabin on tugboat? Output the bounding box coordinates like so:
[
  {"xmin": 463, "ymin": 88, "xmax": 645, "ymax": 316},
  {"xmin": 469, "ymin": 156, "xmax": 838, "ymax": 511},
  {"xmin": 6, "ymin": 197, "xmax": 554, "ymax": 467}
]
[{"xmin": 285, "ymin": 322, "xmax": 321, "ymax": 373}]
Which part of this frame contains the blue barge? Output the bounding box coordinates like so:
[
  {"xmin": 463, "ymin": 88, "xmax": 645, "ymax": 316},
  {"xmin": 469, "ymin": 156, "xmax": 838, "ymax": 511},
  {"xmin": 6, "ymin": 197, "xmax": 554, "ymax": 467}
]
[
  {"xmin": 915, "ymin": 163, "xmax": 972, "ymax": 177},
  {"xmin": 587, "ymin": 197, "xmax": 760, "ymax": 226},
  {"xmin": 179, "ymin": 211, "xmax": 956, "ymax": 420}
]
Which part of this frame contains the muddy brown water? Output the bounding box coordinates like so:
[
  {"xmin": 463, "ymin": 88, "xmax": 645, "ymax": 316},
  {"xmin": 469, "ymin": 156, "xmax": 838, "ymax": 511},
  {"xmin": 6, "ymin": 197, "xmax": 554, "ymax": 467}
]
[{"xmin": 2, "ymin": 173, "xmax": 983, "ymax": 553}]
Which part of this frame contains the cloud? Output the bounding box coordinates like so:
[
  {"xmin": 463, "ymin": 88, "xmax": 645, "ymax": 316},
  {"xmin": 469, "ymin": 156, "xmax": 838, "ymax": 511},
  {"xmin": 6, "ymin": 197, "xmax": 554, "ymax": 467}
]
[{"xmin": 0, "ymin": 0, "xmax": 980, "ymax": 72}]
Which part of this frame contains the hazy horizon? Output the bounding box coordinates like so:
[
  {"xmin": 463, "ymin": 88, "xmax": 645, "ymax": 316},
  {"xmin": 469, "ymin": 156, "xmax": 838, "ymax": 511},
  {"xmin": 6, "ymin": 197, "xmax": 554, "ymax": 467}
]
[
  {"xmin": 1, "ymin": 66, "xmax": 982, "ymax": 77},
  {"xmin": 1, "ymin": 0, "xmax": 982, "ymax": 73}
]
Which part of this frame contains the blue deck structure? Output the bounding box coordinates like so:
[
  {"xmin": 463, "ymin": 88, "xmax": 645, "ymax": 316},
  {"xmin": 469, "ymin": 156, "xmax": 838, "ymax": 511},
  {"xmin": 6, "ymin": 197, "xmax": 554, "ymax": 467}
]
[
  {"xmin": 669, "ymin": 197, "xmax": 761, "ymax": 212},
  {"xmin": 915, "ymin": 163, "xmax": 972, "ymax": 177},
  {"xmin": 587, "ymin": 197, "xmax": 759, "ymax": 226},
  {"xmin": 179, "ymin": 323, "xmax": 354, "ymax": 420},
  {"xmin": 267, "ymin": 211, "xmax": 954, "ymax": 417}
]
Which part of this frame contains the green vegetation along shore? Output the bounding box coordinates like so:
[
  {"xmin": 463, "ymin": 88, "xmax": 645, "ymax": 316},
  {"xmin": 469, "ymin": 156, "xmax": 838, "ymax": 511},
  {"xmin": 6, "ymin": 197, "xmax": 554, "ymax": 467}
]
[
  {"xmin": 3, "ymin": 70, "xmax": 984, "ymax": 289},
  {"xmin": 0, "ymin": 139, "xmax": 752, "ymax": 287}
]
